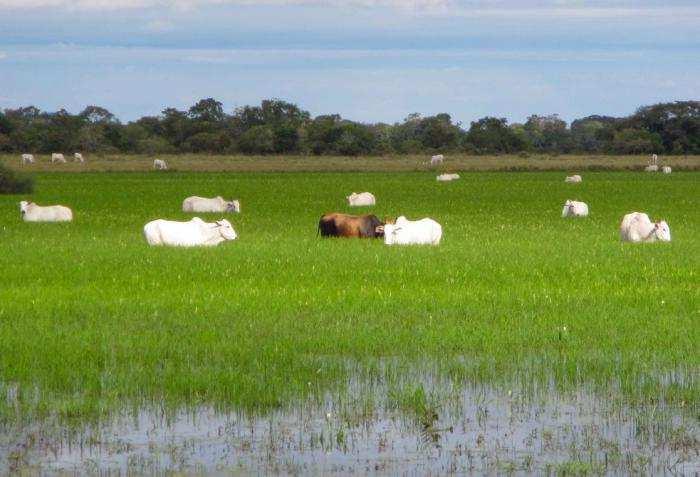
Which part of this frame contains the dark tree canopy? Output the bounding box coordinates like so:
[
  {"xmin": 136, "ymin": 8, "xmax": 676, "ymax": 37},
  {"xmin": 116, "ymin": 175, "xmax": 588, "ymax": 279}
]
[{"xmin": 1, "ymin": 99, "xmax": 698, "ymax": 156}]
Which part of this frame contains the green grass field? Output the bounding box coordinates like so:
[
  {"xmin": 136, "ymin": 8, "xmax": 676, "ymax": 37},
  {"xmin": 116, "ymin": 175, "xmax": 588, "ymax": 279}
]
[{"xmin": 0, "ymin": 170, "xmax": 698, "ymax": 424}]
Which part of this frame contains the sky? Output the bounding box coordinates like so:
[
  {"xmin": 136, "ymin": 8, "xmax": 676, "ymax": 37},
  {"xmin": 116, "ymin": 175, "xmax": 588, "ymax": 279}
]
[{"xmin": 0, "ymin": 0, "xmax": 698, "ymax": 125}]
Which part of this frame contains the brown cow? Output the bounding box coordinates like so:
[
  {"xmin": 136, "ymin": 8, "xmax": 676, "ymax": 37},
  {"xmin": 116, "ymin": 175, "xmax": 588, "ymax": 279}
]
[{"xmin": 318, "ymin": 213, "xmax": 384, "ymax": 238}]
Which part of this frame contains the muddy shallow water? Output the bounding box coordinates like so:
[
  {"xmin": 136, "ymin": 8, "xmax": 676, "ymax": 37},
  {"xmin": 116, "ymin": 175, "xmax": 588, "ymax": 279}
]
[{"xmin": 2, "ymin": 375, "xmax": 698, "ymax": 475}]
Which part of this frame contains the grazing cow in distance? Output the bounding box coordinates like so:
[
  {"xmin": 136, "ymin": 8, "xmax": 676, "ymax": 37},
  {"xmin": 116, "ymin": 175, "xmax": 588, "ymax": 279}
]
[
  {"xmin": 51, "ymin": 153, "xmax": 66, "ymax": 164},
  {"xmin": 153, "ymin": 159, "xmax": 168, "ymax": 170},
  {"xmin": 19, "ymin": 201, "xmax": 73, "ymax": 222},
  {"xmin": 645, "ymin": 165, "xmax": 658, "ymax": 172},
  {"xmin": 430, "ymin": 154, "xmax": 444, "ymax": 166},
  {"xmin": 620, "ymin": 212, "xmax": 671, "ymax": 243},
  {"xmin": 561, "ymin": 200, "xmax": 589, "ymax": 217},
  {"xmin": 347, "ymin": 192, "xmax": 376, "ymax": 207},
  {"xmin": 74, "ymin": 152, "xmax": 84, "ymax": 163},
  {"xmin": 318, "ymin": 213, "xmax": 383, "ymax": 238},
  {"xmin": 21, "ymin": 154, "xmax": 35, "ymax": 165},
  {"xmin": 143, "ymin": 217, "xmax": 237, "ymax": 247},
  {"xmin": 565, "ymin": 175, "xmax": 582, "ymax": 183},
  {"xmin": 437, "ymin": 173, "xmax": 460, "ymax": 182},
  {"xmin": 182, "ymin": 196, "xmax": 240, "ymax": 213},
  {"xmin": 383, "ymin": 216, "xmax": 442, "ymax": 246},
  {"xmin": 662, "ymin": 166, "xmax": 672, "ymax": 174}
]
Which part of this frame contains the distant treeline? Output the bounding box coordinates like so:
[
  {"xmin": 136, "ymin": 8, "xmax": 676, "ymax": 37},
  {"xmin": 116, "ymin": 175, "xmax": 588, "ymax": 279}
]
[{"xmin": 1, "ymin": 99, "xmax": 698, "ymax": 156}]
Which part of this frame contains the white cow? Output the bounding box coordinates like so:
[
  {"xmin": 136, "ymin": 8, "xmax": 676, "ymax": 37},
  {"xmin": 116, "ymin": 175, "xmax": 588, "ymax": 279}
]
[
  {"xmin": 346, "ymin": 192, "xmax": 376, "ymax": 207},
  {"xmin": 564, "ymin": 175, "xmax": 582, "ymax": 183},
  {"xmin": 662, "ymin": 166, "xmax": 672, "ymax": 174},
  {"xmin": 21, "ymin": 154, "xmax": 35, "ymax": 165},
  {"xmin": 51, "ymin": 153, "xmax": 66, "ymax": 164},
  {"xmin": 645, "ymin": 165, "xmax": 658, "ymax": 172},
  {"xmin": 651, "ymin": 153, "xmax": 658, "ymax": 166},
  {"xmin": 19, "ymin": 201, "xmax": 73, "ymax": 222},
  {"xmin": 143, "ymin": 217, "xmax": 237, "ymax": 247},
  {"xmin": 74, "ymin": 152, "xmax": 84, "ymax": 163},
  {"xmin": 153, "ymin": 159, "xmax": 168, "ymax": 170},
  {"xmin": 383, "ymin": 216, "xmax": 442, "ymax": 246},
  {"xmin": 619, "ymin": 212, "xmax": 671, "ymax": 243},
  {"xmin": 561, "ymin": 200, "xmax": 589, "ymax": 217},
  {"xmin": 430, "ymin": 154, "xmax": 444, "ymax": 166},
  {"xmin": 436, "ymin": 173, "xmax": 460, "ymax": 182},
  {"xmin": 182, "ymin": 196, "xmax": 240, "ymax": 213}
]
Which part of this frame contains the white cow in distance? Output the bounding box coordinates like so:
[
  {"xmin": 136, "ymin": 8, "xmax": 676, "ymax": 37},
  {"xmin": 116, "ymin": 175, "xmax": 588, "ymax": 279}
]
[
  {"xmin": 645, "ymin": 165, "xmax": 658, "ymax": 172},
  {"xmin": 183, "ymin": 196, "xmax": 240, "ymax": 213},
  {"xmin": 561, "ymin": 200, "xmax": 589, "ymax": 217},
  {"xmin": 74, "ymin": 152, "xmax": 84, "ymax": 163},
  {"xmin": 21, "ymin": 154, "xmax": 35, "ymax": 165},
  {"xmin": 437, "ymin": 173, "xmax": 460, "ymax": 182},
  {"xmin": 383, "ymin": 216, "xmax": 442, "ymax": 246},
  {"xmin": 662, "ymin": 166, "xmax": 672, "ymax": 174},
  {"xmin": 620, "ymin": 212, "xmax": 671, "ymax": 243},
  {"xmin": 565, "ymin": 175, "xmax": 582, "ymax": 183},
  {"xmin": 346, "ymin": 192, "xmax": 376, "ymax": 207},
  {"xmin": 153, "ymin": 159, "xmax": 168, "ymax": 170},
  {"xmin": 143, "ymin": 217, "xmax": 237, "ymax": 247},
  {"xmin": 51, "ymin": 153, "xmax": 66, "ymax": 164},
  {"xmin": 19, "ymin": 201, "xmax": 73, "ymax": 222},
  {"xmin": 430, "ymin": 154, "xmax": 444, "ymax": 166}
]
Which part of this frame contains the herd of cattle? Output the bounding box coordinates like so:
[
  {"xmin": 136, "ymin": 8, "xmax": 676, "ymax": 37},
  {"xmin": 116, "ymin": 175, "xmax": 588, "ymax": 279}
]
[
  {"xmin": 21, "ymin": 153, "xmax": 84, "ymax": 164},
  {"xmin": 16, "ymin": 169, "xmax": 672, "ymax": 246}
]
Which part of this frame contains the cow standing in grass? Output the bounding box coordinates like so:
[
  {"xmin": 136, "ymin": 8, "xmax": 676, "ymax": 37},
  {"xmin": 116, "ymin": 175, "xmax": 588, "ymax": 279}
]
[
  {"xmin": 21, "ymin": 154, "xmax": 34, "ymax": 165},
  {"xmin": 51, "ymin": 153, "xmax": 66, "ymax": 164}
]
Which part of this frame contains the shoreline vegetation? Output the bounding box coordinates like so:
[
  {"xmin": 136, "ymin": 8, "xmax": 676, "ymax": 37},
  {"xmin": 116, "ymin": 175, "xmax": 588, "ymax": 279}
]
[{"xmin": 3, "ymin": 153, "xmax": 700, "ymax": 173}]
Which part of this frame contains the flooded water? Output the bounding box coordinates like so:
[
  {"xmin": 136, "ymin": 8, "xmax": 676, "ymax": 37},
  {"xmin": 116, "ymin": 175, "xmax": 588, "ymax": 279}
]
[{"xmin": 1, "ymin": 376, "xmax": 698, "ymax": 474}]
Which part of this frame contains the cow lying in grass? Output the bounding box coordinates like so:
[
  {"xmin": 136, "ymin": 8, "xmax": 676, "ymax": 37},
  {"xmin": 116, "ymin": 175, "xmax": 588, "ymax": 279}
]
[
  {"xmin": 182, "ymin": 196, "xmax": 240, "ymax": 213},
  {"xmin": 619, "ymin": 212, "xmax": 671, "ymax": 243},
  {"xmin": 561, "ymin": 200, "xmax": 589, "ymax": 217},
  {"xmin": 144, "ymin": 217, "xmax": 237, "ymax": 246},
  {"xmin": 382, "ymin": 216, "xmax": 442, "ymax": 246},
  {"xmin": 318, "ymin": 213, "xmax": 384, "ymax": 238},
  {"xmin": 19, "ymin": 201, "xmax": 73, "ymax": 222},
  {"xmin": 346, "ymin": 192, "xmax": 376, "ymax": 207}
]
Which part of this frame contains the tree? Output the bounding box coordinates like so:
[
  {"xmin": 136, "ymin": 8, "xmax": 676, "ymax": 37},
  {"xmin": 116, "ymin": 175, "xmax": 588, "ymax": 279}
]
[
  {"xmin": 466, "ymin": 117, "xmax": 526, "ymax": 153},
  {"xmin": 238, "ymin": 125, "xmax": 275, "ymax": 154},
  {"xmin": 416, "ymin": 113, "xmax": 461, "ymax": 150},
  {"xmin": 188, "ymin": 98, "xmax": 225, "ymax": 123},
  {"xmin": 611, "ymin": 128, "xmax": 663, "ymax": 154},
  {"xmin": 79, "ymin": 106, "xmax": 118, "ymax": 125},
  {"xmin": 524, "ymin": 114, "xmax": 572, "ymax": 152}
]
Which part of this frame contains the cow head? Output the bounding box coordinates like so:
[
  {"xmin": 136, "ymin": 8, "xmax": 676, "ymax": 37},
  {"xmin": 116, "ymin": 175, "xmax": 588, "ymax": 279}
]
[
  {"xmin": 382, "ymin": 223, "xmax": 403, "ymax": 245},
  {"xmin": 226, "ymin": 200, "xmax": 240, "ymax": 213},
  {"xmin": 19, "ymin": 201, "xmax": 30, "ymax": 215},
  {"xmin": 216, "ymin": 219, "xmax": 238, "ymax": 241},
  {"xmin": 653, "ymin": 221, "xmax": 671, "ymax": 242}
]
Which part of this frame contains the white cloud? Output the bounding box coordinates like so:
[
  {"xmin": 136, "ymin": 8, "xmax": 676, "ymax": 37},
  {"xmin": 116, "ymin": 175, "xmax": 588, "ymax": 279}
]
[
  {"xmin": 143, "ymin": 19, "xmax": 175, "ymax": 32},
  {"xmin": 0, "ymin": 52, "xmax": 7, "ymax": 60},
  {"xmin": 0, "ymin": 0, "xmax": 453, "ymax": 10}
]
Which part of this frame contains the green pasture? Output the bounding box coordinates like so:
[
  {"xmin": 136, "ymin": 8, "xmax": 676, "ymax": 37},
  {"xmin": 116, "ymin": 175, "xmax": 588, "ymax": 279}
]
[{"xmin": 0, "ymin": 171, "xmax": 697, "ymax": 423}]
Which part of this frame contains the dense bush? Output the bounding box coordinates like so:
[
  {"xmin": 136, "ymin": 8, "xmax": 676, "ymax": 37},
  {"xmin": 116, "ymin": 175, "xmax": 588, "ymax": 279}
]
[
  {"xmin": 1, "ymin": 100, "xmax": 698, "ymax": 156},
  {"xmin": 0, "ymin": 163, "xmax": 34, "ymax": 194}
]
